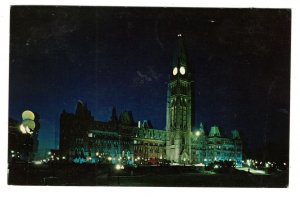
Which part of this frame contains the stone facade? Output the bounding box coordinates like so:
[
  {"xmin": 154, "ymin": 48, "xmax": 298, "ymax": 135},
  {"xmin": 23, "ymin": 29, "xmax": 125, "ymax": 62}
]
[
  {"xmin": 191, "ymin": 125, "xmax": 242, "ymax": 167},
  {"xmin": 133, "ymin": 126, "xmax": 166, "ymax": 164},
  {"xmin": 165, "ymin": 34, "xmax": 242, "ymax": 166},
  {"xmin": 59, "ymin": 34, "xmax": 242, "ymax": 167},
  {"xmin": 166, "ymin": 34, "xmax": 192, "ymax": 164},
  {"xmin": 59, "ymin": 102, "xmax": 166, "ymax": 164}
]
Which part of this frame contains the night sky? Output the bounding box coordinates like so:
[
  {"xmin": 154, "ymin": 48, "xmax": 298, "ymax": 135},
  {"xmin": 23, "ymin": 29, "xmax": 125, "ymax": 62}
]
[{"xmin": 9, "ymin": 6, "xmax": 290, "ymax": 161}]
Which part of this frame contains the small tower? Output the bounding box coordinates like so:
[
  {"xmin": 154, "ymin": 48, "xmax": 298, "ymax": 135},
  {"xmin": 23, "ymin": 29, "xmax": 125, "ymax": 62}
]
[{"xmin": 166, "ymin": 34, "xmax": 192, "ymax": 164}]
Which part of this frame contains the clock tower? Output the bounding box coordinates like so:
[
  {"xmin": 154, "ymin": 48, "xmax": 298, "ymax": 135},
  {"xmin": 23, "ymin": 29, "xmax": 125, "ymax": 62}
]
[{"xmin": 166, "ymin": 34, "xmax": 192, "ymax": 164}]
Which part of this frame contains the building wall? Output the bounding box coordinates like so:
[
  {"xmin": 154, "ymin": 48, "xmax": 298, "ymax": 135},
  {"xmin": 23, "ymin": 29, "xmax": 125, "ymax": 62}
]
[
  {"xmin": 191, "ymin": 130, "xmax": 243, "ymax": 167},
  {"xmin": 133, "ymin": 128, "xmax": 166, "ymax": 164},
  {"xmin": 59, "ymin": 103, "xmax": 166, "ymax": 165},
  {"xmin": 68, "ymin": 130, "xmax": 133, "ymax": 164},
  {"xmin": 166, "ymin": 35, "xmax": 192, "ymax": 164},
  {"xmin": 59, "ymin": 102, "xmax": 242, "ymax": 166}
]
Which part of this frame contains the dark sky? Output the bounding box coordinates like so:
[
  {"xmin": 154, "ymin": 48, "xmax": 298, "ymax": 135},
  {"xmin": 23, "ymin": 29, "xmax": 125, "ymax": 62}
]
[{"xmin": 9, "ymin": 6, "xmax": 290, "ymax": 160}]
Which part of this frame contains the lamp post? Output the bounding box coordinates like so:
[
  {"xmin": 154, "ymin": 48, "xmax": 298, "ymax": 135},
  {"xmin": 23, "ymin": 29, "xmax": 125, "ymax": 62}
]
[{"xmin": 19, "ymin": 110, "xmax": 36, "ymax": 184}]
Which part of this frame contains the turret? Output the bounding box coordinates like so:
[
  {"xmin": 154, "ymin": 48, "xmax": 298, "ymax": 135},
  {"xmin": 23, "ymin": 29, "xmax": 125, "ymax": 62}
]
[
  {"xmin": 209, "ymin": 126, "xmax": 221, "ymax": 137},
  {"xmin": 231, "ymin": 129, "xmax": 240, "ymax": 139}
]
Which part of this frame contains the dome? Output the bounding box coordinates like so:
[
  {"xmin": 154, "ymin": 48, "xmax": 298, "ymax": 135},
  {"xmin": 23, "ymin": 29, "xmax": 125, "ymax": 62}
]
[{"xmin": 22, "ymin": 110, "xmax": 35, "ymax": 121}]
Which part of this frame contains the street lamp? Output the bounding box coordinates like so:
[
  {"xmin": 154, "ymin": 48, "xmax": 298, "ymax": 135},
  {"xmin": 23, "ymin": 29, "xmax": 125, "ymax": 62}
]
[{"xmin": 18, "ymin": 110, "xmax": 36, "ymax": 184}]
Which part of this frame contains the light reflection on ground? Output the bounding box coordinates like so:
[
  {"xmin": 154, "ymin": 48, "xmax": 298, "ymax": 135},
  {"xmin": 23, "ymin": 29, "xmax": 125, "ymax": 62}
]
[{"xmin": 236, "ymin": 167, "xmax": 267, "ymax": 175}]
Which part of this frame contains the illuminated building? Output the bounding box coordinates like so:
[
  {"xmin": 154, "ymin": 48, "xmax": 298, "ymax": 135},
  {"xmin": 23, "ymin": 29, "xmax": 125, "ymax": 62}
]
[
  {"xmin": 59, "ymin": 34, "xmax": 242, "ymax": 166},
  {"xmin": 191, "ymin": 124, "xmax": 242, "ymax": 166},
  {"xmin": 59, "ymin": 102, "xmax": 165, "ymax": 164},
  {"xmin": 166, "ymin": 34, "xmax": 192, "ymax": 164},
  {"xmin": 133, "ymin": 121, "xmax": 166, "ymax": 164},
  {"xmin": 166, "ymin": 34, "xmax": 242, "ymax": 166}
]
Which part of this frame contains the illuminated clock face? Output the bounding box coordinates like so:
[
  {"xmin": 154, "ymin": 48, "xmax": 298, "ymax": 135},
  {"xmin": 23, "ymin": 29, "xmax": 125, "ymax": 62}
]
[
  {"xmin": 180, "ymin": 66, "xmax": 186, "ymax": 75},
  {"xmin": 173, "ymin": 67, "xmax": 178, "ymax": 75}
]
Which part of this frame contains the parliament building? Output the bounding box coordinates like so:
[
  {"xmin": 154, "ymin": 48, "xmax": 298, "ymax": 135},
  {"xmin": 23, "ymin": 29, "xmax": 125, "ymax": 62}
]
[{"xmin": 59, "ymin": 34, "xmax": 242, "ymax": 167}]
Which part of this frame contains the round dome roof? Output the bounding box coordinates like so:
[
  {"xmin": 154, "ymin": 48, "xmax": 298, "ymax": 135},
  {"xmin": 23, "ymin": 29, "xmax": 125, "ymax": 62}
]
[{"xmin": 22, "ymin": 110, "xmax": 35, "ymax": 121}]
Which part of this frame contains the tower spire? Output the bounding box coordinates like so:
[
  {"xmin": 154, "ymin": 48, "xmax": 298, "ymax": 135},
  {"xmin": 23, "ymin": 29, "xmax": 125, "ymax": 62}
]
[
  {"xmin": 173, "ymin": 33, "xmax": 188, "ymax": 68},
  {"xmin": 166, "ymin": 33, "xmax": 192, "ymax": 164}
]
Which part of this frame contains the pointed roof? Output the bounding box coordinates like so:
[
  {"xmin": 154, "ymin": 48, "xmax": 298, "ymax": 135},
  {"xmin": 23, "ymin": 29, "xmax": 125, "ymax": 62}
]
[
  {"xmin": 200, "ymin": 122, "xmax": 204, "ymax": 129},
  {"xmin": 209, "ymin": 126, "xmax": 221, "ymax": 137},
  {"xmin": 231, "ymin": 129, "xmax": 240, "ymax": 139},
  {"xmin": 110, "ymin": 106, "xmax": 118, "ymax": 123},
  {"xmin": 173, "ymin": 33, "xmax": 188, "ymax": 68}
]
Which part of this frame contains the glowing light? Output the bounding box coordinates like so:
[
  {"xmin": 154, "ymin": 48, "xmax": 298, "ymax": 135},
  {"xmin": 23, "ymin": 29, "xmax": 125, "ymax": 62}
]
[
  {"xmin": 173, "ymin": 67, "xmax": 178, "ymax": 76},
  {"xmin": 195, "ymin": 131, "xmax": 200, "ymax": 136},
  {"xmin": 12, "ymin": 154, "xmax": 15, "ymax": 157},
  {"xmin": 20, "ymin": 124, "xmax": 26, "ymax": 134},
  {"xmin": 96, "ymin": 152, "xmax": 99, "ymax": 156},
  {"xmin": 214, "ymin": 165, "xmax": 219, "ymax": 169},
  {"xmin": 284, "ymin": 163, "xmax": 287, "ymax": 166},
  {"xmin": 22, "ymin": 110, "xmax": 35, "ymax": 121},
  {"xmin": 33, "ymin": 161, "xmax": 42, "ymax": 165},
  {"xmin": 22, "ymin": 119, "xmax": 36, "ymax": 130},
  {"xmin": 56, "ymin": 157, "xmax": 60, "ymax": 160},
  {"xmin": 204, "ymin": 158, "xmax": 207, "ymax": 162},
  {"xmin": 247, "ymin": 159, "xmax": 251, "ymax": 166},
  {"xmin": 180, "ymin": 66, "xmax": 186, "ymax": 75},
  {"xmin": 116, "ymin": 164, "xmax": 121, "ymax": 170},
  {"xmin": 11, "ymin": 150, "xmax": 14, "ymax": 154},
  {"xmin": 48, "ymin": 151, "xmax": 51, "ymax": 155},
  {"xmin": 178, "ymin": 34, "xmax": 182, "ymax": 37},
  {"xmin": 265, "ymin": 163, "xmax": 269, "ymax": 168},
  {"xmin": 107, "ymin": 157, "xmax": 112, "ymax": 161},
  {"xmin": 128, "ymin": 157, "xmax": 130, "ymax": 160},
  {"xmin": 20, "ymin": 123, "xmax": 34, "ymax": 134},
  {"xmin": 25, "ymin": 126, "xmax": 30, "ymax": 133}
]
